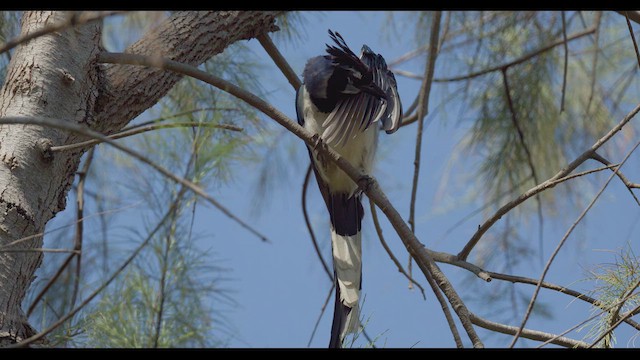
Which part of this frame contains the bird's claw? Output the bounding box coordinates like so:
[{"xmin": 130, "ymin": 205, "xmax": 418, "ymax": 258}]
[
  {"xmin": 357, "ymin": 175, "xmax": 374, "ymax": 192},
  {"xmin": 310, "ymin": 134, "xmax": 325, "ymax": 151},
  {"xmin": 311, "ymin": 134, "xmax": 329, "ymax": 166}
]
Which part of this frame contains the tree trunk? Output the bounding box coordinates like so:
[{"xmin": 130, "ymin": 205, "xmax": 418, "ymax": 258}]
[{"xmin": 0, "ymin": 10, "xmax": 277, "ymax": 346}]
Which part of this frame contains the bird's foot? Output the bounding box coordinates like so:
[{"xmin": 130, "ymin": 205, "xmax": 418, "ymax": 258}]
[
  {"xmin": 310, "ymin": 134, "xmax": 329, "ymax": 167},
  {"xmin": 357, "ymin": 175, "xmax": 374, "ymax": 192}
]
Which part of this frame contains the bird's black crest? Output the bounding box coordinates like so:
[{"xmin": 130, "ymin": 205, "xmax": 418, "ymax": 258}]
[{"xmin": 325, "ymin": 30, "xmax": 369, "ymax": 75}]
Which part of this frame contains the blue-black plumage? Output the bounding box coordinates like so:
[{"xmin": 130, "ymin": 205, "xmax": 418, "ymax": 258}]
[{"xmin": 296, "ymin": 30, "xmax": 402, "ymax": 348}]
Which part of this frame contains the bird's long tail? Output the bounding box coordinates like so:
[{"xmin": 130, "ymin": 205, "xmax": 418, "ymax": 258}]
[{"xmin": 328, "ymin": 192, "xmax": 363, "ymax": 348}]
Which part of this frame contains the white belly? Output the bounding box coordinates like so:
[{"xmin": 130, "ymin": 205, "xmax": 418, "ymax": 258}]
[{"xmin": 300, "ymin": 89, "xmax": 378, "ymax": 196}]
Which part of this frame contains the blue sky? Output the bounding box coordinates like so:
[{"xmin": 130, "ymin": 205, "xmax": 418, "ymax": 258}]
[
  {"xmin": 201, "ymin": 11, "xmax": 640, "ymax": 348},
  {"xmin": 40, "ymin": 11, "xmax": 640, "ymax": 348}
]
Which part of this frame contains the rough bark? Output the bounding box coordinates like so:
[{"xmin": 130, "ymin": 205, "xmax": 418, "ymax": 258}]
[
  {"xmin": 0, "ymin": 10, "xmax": 278, "ymax": 346},
  {"xmin": 93, "ymin": 11, "xmax": 279, "ymax": 133},
  {"xmin": 0, "ymin": 11, "xmax": 102, "ymax": 345}
]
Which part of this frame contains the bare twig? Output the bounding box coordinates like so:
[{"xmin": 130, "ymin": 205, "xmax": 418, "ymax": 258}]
[
  {"xmin": 501, "ymin": 68, "xmax": 540, "ymax": 188},
  {"xmin": 407, "ymin": 11, "xmax": 442, "ymax": 289},
  {"xmin": 26, "ymin": 252, "xmax": 76, "ymax": 317},
  {"xmin": 369, "ymin": 199, "xmax": 425, "ymax": 298},
  {"xmin": 469, "ymin": 313, "xmax": 588, "ymax": 348},
  {"xmin": 71, "ymin": 147, "xmax": 94, "ymax": 309},
  {"xmin": 590, "ymin": 302, "xmax": 640, "ymax": 348},
  {"xmin": 509, "ymin": 139, "xmax": 640, "ymax": 347},
  {"xmin": 302, "ymin": 164, "xmax": 333, "ymax": 282},
  {"xmin": 307, "ymin": 284, "xmax": 335, "ymax": 347},
  {"xmin": 587, "ymin": 12, "xmax": 603, "ymax": 114},
  {"xmin": 257, "ymin": 33, "xmax": 302, "ymax": 90},
  {"xmin": 501, "ymin": 67, "xmax": 545, "ymax": 265},
  {"xmin": 560, "ymin": 11, "xmax": 569, "ymax": 112},
  {"xmin": 0, "ymin": 115, "xmax": 270, "ymax": 243},
  {"xmin": 50, "ymin": 122, "xmax": 242, "ymax": 152},
  {"xmin": 0, "ymin": 202, "xmax": 142, "ymax": 253},
  {"xmin": 488, "ymin": 271, "xmax": 640, "ymax": 331},
  {"xmin": 589, "ymin": 152, "xmax": 640, "ymax": 205},
  {"xmin": 433, "ymin": 26, "xmax": 596, "ymax": 83},
  {"xmin": 625, "ymin": 11, "xmax": 640, "ymax": 69},
  {"xmin": 0, "ymin": 11, "xmax": 124, "ymax": 55},
  {"xmin": 458, "ymin": 102, "xmax": 640, "ymax": 261},
  {"xmin": 537, "ymin": 278, "xmax": 640, "ymax": 348}
]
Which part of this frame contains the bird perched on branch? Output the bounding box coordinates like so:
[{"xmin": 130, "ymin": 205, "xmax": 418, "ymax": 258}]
[{"xmin": 296, "ymin": 30, "xmax": 402, "ymax": 348}]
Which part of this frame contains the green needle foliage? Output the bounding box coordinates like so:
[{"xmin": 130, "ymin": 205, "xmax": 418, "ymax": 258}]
[{"xmin": 582, "ymin": 244, "xmax": 640, "ymax": 348}]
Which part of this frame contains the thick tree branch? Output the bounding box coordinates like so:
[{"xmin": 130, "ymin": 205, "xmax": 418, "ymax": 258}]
[
  {"xmin": 0, "ymin": 11, "xmax": 123, "ymax": 55},
  {"xmin": 93, "ymin": 11, "xmax": 279, "ymax": 134}
]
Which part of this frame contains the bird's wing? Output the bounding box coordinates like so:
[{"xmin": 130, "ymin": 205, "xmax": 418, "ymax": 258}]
[
  {"xmin": 321, "ymin": 92, "xmax": 387, "ymax": 148},
  {"xmin": 361, "ymin": 49, "xmax": 403, "ymax": 134}
]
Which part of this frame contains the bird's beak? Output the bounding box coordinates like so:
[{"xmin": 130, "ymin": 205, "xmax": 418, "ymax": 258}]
[{"xmin": 359, "ymin": 82, "xmax": 386, "ymax": 99}]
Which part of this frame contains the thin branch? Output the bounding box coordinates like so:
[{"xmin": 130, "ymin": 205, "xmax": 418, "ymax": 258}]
[
  {"xmin": 50, "ymin": 122, "xmax": 242, "ymax": 152},
  {"xmin": 71, "ymin": 147, "xmax": 95, "ymax": 310},
  {"xmin": 152, "ymin": 211, "xmax": 174, "ymax": 348},
  {"xmin": 560, "ymin": 11, "xmax": 569, "ymax": 112},
  {"xmin": 26, "ymin": 252, "xmax": 76, "ymax": 317},
  {"xmin": 488, "ymin": 271, "xmax": 640, "ymax": 331},
  {"xmin": 97, "ymin": 51, "xmax": 485, "ymax": 347},
  {"xmin": 433, "ymin": 26, "xmax": 596, "ymax": 83},
  {"xmin": 307, "ymin": 284, "xmax": 335, "ymax": 347},
  {"xmin": 0, "ymin": 202, "xmax": 143, "ymax": 252},
  {"xmin": 501, "ymin": 67, "xmax": 545, "ymax": 265},
  {"xmin": 469, "ymin": 313, "xmax": 588, "ymax": 348},
  {"xmin": 11, "ymin": 185, "xmax": 190, "ymax": 348},
  {"xmin": 589, "ymin": 152, "xmax": 640, "ymax": 205},
  {"xmin": 257, "ymin": 33, "xmax": 301, "ymax": 90},
  {"xmin": 302, "ymin": 164, "xmax": 333, "ymax": 282},
  {"xmin": 122, "ymin": 107, "xmax": 240, "ymax": 131},
  {"xmin": 458, "ymin": 101, "xmax": 640, "ymax": 261},
  {"xmin": 0, "ymin": 115, "xmax": 270, "ymax": 243},
  {"xmin": 626, "ymin": 11, "xmax": 640, "ymax": 69},
  {"xmin": 393, "ymin": 69, "xmax": 427, "ymax": 81},
  {"xmin": 509, "ymin": 139, "xmax": 640, "ymax": 347},
  {"xmin": 537, "ymin": 277, "xmax": 640, "ymax": 348},
  {"xmin": 0, "ymin": 11, "xmax": 124, "ymax": 55},
  {"xmin": 408, "ymin": 11, "xmax": 442, "ymax": 289},
  {"xmin": 595, "ymin": 276, "xmax": 640, "ymax": 348},
  {"xmin": 618, "ymin": 11, "xmax": 640, "ymax": 26},
  {"xmin": 0, "ymin": 248, "xmax": 80, "ymax": 254},
  {"xmin": 369, "ymin": 199, "xmax": 425, "ymax": 299},
  {"xmin": 587, "ymin": 11, "xmax": 603, "ymax": 114},
  {"xmin": 371, "ymin": 184, "xmax": 464, "ymax": 348},
  {"xmin": 590, "ymin": 303, "xmax": 640, "ymax": 348},
  {"xmin": 501, "ymin": 68, "xmax": 540, "ymax": 188}
]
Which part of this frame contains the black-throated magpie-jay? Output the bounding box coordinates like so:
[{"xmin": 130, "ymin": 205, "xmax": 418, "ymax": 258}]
[{"xmin": 296, "ymin": 30, "xmax": 402, "ymax": 348}]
